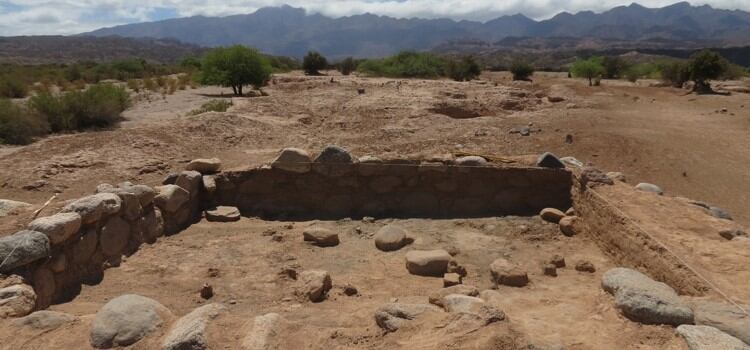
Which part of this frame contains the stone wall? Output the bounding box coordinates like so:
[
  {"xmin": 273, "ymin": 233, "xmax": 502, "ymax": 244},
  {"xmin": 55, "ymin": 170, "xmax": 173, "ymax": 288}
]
[{"xmin": 211, "ymin": 159, "xmax": 573, "ymax": 220}]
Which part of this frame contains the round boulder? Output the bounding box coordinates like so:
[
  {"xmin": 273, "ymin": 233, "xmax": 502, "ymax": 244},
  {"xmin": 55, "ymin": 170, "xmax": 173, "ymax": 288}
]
[
  {"xmin": 0, "ymin": 284, "xmax": 36, "ymax": 318},
  {"xmin": 540, "ymin": 208, "xmax": 565, "ymax": 223},
  {"xmin": 90, "ymin": 294, "xmax": 172, "ymax": 349},
  {"xmin": 374, "ymin": 225, "xmax": 410, "ymax": 251}
]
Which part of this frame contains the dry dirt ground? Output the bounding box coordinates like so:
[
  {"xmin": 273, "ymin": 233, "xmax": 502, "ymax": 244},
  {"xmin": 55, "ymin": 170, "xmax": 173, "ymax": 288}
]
[{"xmin": 0, "ymin": 71, "xmax": 749, "ymax": 349}]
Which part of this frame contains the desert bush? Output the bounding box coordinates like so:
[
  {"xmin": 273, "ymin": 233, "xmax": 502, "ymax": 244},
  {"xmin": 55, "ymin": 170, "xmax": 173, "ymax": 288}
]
[
  {"xmin": 338, "ymin": 57, "xmax": 357, "ymax": 76},
  {"xmin": 0, "ymin": 76, "xmax": 29, "ymax": 98},
  {"xmin": 658, "ymin": 61, "xmax": 690, "ymax": 87},
  {"xmin": 187, "ymin": 99, "xmax": 233, "ymax": 116},
  {"xmin": 510, "ymin": 61, "xmax": 535, "ymax": 81},
  {"xmin": 29, "ymin": 83, "xmax": 131, "ymax": 132},
  {"xmin": 303, "ymin": 51, "xmax": 328, "ymax": 75},
  {"xmin": 267, "ymin": 55, "xmax": 300, "ymax": 72},
  {"xmin": 570, "ymin": 57, "xmax": 605, "ymax": 86},
  {"xmin": 143, "ymin": 77, "xmax": 158, "ymax": 92},
  {"xmin": 602, "ymin": 56, "xmax": 630, "ymax": 79},
  {"xmin": 0, "ymin": 99, "xmax": 48, "ymax": 144},
  {"xmin": 127, "ymin": 79, "xmax": 141, "ymax": 92},
  {"xmin": 201, "ymin": 45, "xmax": 272, "ymax": 96},
  {"xmin": 445, "ymin": 56, "xmax": 481, "ymax": 81},
  {"xmin": 687, "ymin": 50, "xmax": 729, "ymax": 92},
  {"xmin": 623, "ymin": 63, "xmax": 660, "ymax": 82},
  {"xmin": 358, "ymin": 52, "xmax": 446, "ymax": 79}
]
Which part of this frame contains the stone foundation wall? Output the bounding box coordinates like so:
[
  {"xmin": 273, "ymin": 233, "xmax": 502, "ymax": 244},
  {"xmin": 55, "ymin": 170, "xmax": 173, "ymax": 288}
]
[{"xmin": 211, "ymin": 161, "xmax": 573, "ymax": 219}]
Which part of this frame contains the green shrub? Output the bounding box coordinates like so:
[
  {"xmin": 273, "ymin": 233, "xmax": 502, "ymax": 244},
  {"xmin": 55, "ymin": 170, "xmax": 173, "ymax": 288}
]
[
  {"xmin": 187, "ymin": 99, "xmax": 233, "ymax": 116},
  {"xmin": 0, "ymin": 76, "xmax": 29, "ymax": 98},
  {"xmin": 570, "ymin": 57, "xmax": 606, "ymax": 86},
  {"xmin": 445, "ymin": 56, "xmax": 481, "ymax": 81},
  {"xmin": 0, "ymin": 99, "xmax": 48, "ymax": 144},
  {"xmin": 338, "ymin": 57, "xmax": 357, "ymax": 76},
  {"xmin": 602, "ymin": 56, "xmax": 630, "ymax": 79},
  {"xmin": 658, "ymin": 61, "xmax": 690, "ymax": 87},
  {"xmin": 303, "ymin": 51, "xmax": 328, "ymax": 75},
  {"xmin": 510, "ymin": 61, "xmax": 535, "ymax": 81},
  {"xmin": 687, "ymin": 50, "xmax": 729, "ymax": 92},
  {"xmin": 29, "ymin": 83, "xmax": 130, "ymax": 132},
  {"xmin": 358, "ymin": 52, "xmax": 446, "ymax": 79}
]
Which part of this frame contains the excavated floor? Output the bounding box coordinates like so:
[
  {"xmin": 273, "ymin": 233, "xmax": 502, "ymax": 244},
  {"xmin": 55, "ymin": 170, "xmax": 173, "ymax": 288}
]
[{"xmin": 2, "ymin": 216, "xmax": 688, "ymax": 350}]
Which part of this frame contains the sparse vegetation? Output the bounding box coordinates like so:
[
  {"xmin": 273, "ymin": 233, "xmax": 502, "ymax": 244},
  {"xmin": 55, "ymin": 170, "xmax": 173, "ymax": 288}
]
[
  {"xmin": 337, "ymin": 57, "xmax": 357, "ymax": 76},
  {"xmin": 29, "ymin": 83, "xmax": 131, "ymax": 132},
  {"xmin": 510, "ymin": 61, "xmax": 535, "ymax": 81},
  {"xmin": 187, "ymin": 99, "xmax": 233, "ymax": 116},
  {"xmin": 200, "ymin": 45, "xmax": 272, "ymax": 96},
  {"xmin": 601, "ymin": 56, "xmax": 630, "ymax": 79},
  {"xmin": 658, "ymin": 60, "xmax": 690, "ymax": 87},
  {"xmin": 445, "ymin": 56, "xmax": 481, "ymax": 81},
  {"xmin": 357, "ymin": 52, "xmax": 445, "ymax": 79},
  {"xmin": 0, "ymin": 99, "xmax": 48, "ymax": 144},
  {"xmin": 0, "ymin": 76, "xmax": 29, "ymax": 98},
  {"xmin": 570, "ymin": 57, "xmax": 606, "ymax": 86},
  {"xmin": 303, "ymin": 51, "xmax": 328, "ymax": 75}
]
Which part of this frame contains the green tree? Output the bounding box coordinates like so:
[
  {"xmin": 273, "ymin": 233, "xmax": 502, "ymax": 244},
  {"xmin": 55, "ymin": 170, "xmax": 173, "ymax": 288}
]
[
  {"xmin": 687, "ymin": 49, "xmax": 728, "ymax": 93},
  {"xmin": 200, "ymin": 45, "xmax": 272, "ymax": 96},
  {"xmin": 303, "ymin": 51, "xmax": 328, "ymax": 75},
  {"xmin": 570, "ymin": 57, "xmax": 606, "ymax": 86},
  {"xmin": 602, "ymin": 56, "xmax": 630, "ymax": 79},
  {"xmin": 658, "ymin": 61, "xmax": 690, "ymax": 87},
  {"xmin": 338, "ymin": 57, "xmax": 356, "ymax": 76},
  {"xmin": 510, "ymin": 61, "xmax": 535, "ymax": 81}
]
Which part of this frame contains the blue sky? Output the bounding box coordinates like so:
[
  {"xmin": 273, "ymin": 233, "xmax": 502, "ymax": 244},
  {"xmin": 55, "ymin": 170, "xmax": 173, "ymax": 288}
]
[{"xmin": 0, "ymin": 0, "xmax": 748, "ymax": 36}]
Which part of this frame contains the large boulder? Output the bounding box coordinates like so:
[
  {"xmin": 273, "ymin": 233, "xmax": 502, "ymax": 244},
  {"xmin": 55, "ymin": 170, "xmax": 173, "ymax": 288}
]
[
  {"xmin": 374, "ymin": 225, "xmax": 410, "ymax": 251},
  {"xmin": 405, "ymin": 249, "xmax": 452, "ymax": 276},
  {"xmin": 297, "ymin": 270, "xmax": 332, "ymax": 302},
  {"xmin": 271, "ymin": 148, "xmax": 312, "ymax": 173},
  {"xmin": 185, "ymin": 158, "xmax": 222, "ymax": 174},
  {"xmin": 302, "ymin": 227, "xmax": 339, "ymax": 247},
  {"xmin": 602, "ymin": 268, "xmax": 693, "ymax": 325},
  {"xmin": 539, "ymin": 208, "xmax": 565, "ymax": 223},
  {"xmin": 62, "ymin": 193, "xmax": 122, "ymax": 224},
  {"xmin": 162, "ymin": 303, "xmax": 226, "ymax": 350},
  {"xmin": 90, "ymin": 294, "xmax": 172, "ymax": 349},
  {"xmin": 0, "ymin": 199, "xmax": 31, "ymax": 217},
  {"xmin": 676, "ymin": 325, "xmax": 750, "ymax": 350},
  {"xmin": 119, "ymin": 183, "xmax": 156, "ymax": 207},
  {"xmin": 100, "ymin": 216, "xmax": 131, "ymax": 257},
  {"xmin": 242, "ymin": 313, "xmax": 284, "ymax": 350},
  {"xmin": 0, "ymin": 230, "xmax": 50, "ymax": 273},
  {"xmin": 12, "ymin": 310, "xmax": 76, "ymax": 330},
  {"xmin": 175, "ymin": 171, "xmax": 202, "ymax": 196},
  {"xmin": 490, "ymin": 258, "xmax": 529, "ymax": 287},
  {"xmin": 154, "ymin": 185, "xmax": 190, "ymax": 213},
  {"xmin": 689, "ymin": 299, "xmax": 750, "ymax": 345},
  {"xmin": 205, "ymin": 206, "xmax": 241, "ymax": 222},
  {"xmin": 28, "ymin": 212, "xmax": 82, "ymax": 245},
  {"xmin": 374, "ymin": 303, "xmax": 442, "ymax": 332},
  {"xmin": 0, "ymin": 284, "xmax": 36, "ymax": 318}
]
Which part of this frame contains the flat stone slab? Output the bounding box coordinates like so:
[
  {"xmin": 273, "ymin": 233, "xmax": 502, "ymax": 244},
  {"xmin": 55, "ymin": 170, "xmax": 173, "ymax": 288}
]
[
  {"xmin": 676, "ymin": 325, "xmax": 750, "ymax": 350},
  {"xmin": 302, "ymin": 228, "xmax": 339, "ymax": 247},
  {"xmin": 689, "ymin": 299, "xmax": 750, "ymax": 346},
  {"xmin": 374, "ymin": 303, "xmax": 442, "ymax": 333},
  {"xmin": 405, "ymin": 249, "xmax": 452, "ymax": 276},
  {"xmin": 205, "ymin": 206, "xmax": 241, "ymax": 222},
  {"xmin": 602, "ymin": 268, "xmax": 693, "ymax": 326},
  {"xmin": 162, "ymin": 303, "xmax": 225, "ymax": 350},
  {"xmin": 186, "ymin": 158, "xmax": 222, "ymax": 174}
]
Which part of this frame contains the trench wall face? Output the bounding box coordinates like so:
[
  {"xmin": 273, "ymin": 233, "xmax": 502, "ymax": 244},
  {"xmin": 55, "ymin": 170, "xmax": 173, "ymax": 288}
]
[{"xmin": 211, "ymin": 162, "xmax": 573, "ymax": 219}]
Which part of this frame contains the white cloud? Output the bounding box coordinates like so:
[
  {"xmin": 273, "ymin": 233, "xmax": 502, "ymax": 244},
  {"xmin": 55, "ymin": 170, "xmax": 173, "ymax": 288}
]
[{"xmin": 0, "ymin": 0, "xmax": 748, "ymax": 35}]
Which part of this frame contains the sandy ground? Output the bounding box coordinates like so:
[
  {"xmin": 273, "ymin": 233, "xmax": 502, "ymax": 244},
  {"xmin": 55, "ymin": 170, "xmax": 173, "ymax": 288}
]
[{"xmin": 0, "ymin": 71, "xmax": 748, "ymax": 349}]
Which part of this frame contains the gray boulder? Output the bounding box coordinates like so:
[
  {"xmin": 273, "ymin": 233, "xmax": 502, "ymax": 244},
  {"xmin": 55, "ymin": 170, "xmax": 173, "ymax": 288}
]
[
  {"xmin": 374, "ymin": 303, "xmax": 442, "ymax": 332},
  {"xmin": 162, "ymin": 303, "xmax": 226, "ymax": 350},
  {"xmin": 185, "ymin": 158, "xmax": 222, "ymax": 174},
  {"xmin": 154, "ymin": 185, "xmax": 190, "ymax": 213},
  {"xmin": 442, "ymin": 294, "xmax": 485, "ymax": 313},
  {"xmin": 405, "ymin": 249, "xmax": 452, "ymax": 276},
  {"xmin": 635, "ymin": 183, "xmax": 664, "ymax": 195},
  {"xmin": 90, "ymin": 294, "xmax": 172, "ymax": 349},
  {"xmin": 0, "ymin": 199, "xmax": 31, "ymax": 217},
  {"xmin": 120, "ymin": 183, "xmax": 156, "ymax": 207},
  {"xmin": 62, "ymin": 193, "xmax": 122, "ymax": 224},
  {"xmin": 27, "ymin": 212, "xmax": 82, "ymax": 245},
  {"xmin": 454, "ymin": 156, "xmax": 488, "ymax": 167},
  {"xmin": 302, "ymin": 227, "xmax": 339, "ymax": 247},
  {"xmin": 428, "ymin": 284, "xmax": 480, "ymax": 307},
  {"xmin": 13, "ymin": 310, "xmax": 76, "ymax": 330},
  {"xmin": 602, "ymin": 268, "xmax": 693, "ymax": 325},
  {"xmin": 676, "ymin": 325, "xmax": 750, "ymax": 350},
  {"xmin": 0, "ymin": 230, "xmax": 50, "ymax": 273},
  {"xmin": 205, "ymin": 206, "xmax": 241, "ymax": 222},
  {"xmin": 314, "ymin": 145, "xmax": 354, "ymax": 163},
  {"xmin": 272, "ymin": 148, "xmax": 312, "ymax": 173},
  {"xmin": 689, "ymin": 299, "xmax": 750, "ymax": 345},
  {"xmin": 374, "ymin": 225, "xmax": 410, "ymax": 251},
  {"xmin": 100, "ymin": 216, "xmax": 131, "ymax": 257}
]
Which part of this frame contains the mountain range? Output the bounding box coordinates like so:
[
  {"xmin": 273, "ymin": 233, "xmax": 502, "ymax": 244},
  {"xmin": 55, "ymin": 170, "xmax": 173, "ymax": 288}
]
[{"xmin": 83, "ymin": 2, "xmax": 750, "ymax": 58}]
